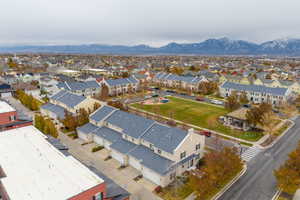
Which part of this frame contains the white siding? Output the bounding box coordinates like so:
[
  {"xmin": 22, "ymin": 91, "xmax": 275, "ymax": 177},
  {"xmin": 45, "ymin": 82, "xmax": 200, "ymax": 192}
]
[
  {"xmin": 111, "ymin": 150, "xmax": 125, "ymax": 165},
  {"xmin": 93, "ymin": 135, "xmax": 104, "ymax": 146},
  {"xmin": 142, "ymin": 167, "xmax": 162, "ymax": 185},
  {"xmin": 129, "ymin": 156, "xmax": 142, "ymax": 170}
]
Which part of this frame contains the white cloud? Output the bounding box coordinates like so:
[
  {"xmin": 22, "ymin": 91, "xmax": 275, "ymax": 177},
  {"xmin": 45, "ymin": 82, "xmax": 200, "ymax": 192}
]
[{"xmin": 0, "ymin": 0, "xmax": 300, "ymax": 46}]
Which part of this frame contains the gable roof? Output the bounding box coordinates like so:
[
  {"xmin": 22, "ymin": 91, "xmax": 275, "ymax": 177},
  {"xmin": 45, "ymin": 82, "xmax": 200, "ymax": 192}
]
[
  {"xmin": 221, "ymin": 81, "xmax": 289, "ymax": 96},
  {"xmin": 105, "ymin": 110, "xmax": 155, "ymax": 139},
  {"xmin": 90, "ymin": 105, "xmax": 116, "ymax": 122},
  {"xmin": 105, "ymin": 77, "xmax": 138, "ymax": 87},
  {"xmin": 128, "ymin": 145, "xmax": 174, "ymax": 175},
  {"xmin": 40, "ymin": 103, "xmax": 66, "ymax": 119},
  {"xmin": 142, "ymin": 123, "xmax": 188, "ymax": 154},
  {"xmin": 154, "ymin": 72, "xmax": 205, "ymax": 84},
  {"xmin": 50, "ymin": 90, "xmax": 86, "ymax": 108},
  {"xmin": 57, "ymin": 80, "xmax": 100, "ymax": 91}
]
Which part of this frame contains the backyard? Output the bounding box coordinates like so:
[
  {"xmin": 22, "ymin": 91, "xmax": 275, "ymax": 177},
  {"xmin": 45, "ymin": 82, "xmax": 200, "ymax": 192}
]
[{"xmin": 131, "ymin": 96, "xmax": 264, "ymax": 142}]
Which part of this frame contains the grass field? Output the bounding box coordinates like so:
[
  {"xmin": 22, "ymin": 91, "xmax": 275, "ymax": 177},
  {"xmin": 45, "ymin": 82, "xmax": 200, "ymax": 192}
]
[{"xmin": 132, "ymin": 96, "xmax": 263, "ymax": 142}]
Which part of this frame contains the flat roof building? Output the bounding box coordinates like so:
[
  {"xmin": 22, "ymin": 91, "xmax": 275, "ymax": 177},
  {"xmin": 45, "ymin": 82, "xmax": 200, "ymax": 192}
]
[{"xmin": 0, "ymin": 126, "xmax": 106, "ymax": 200}]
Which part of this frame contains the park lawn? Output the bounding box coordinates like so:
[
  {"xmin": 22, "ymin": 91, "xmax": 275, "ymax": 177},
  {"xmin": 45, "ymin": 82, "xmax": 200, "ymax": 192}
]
[{"xmin": 132, "ymin": 96, "xmax": 263, "ymax": 142}]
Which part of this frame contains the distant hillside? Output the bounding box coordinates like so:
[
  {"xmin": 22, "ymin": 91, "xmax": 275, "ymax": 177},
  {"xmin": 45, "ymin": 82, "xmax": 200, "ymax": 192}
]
[{"xmin": 1, "ymin": 38, "xmax": 300, "ymax": 55}]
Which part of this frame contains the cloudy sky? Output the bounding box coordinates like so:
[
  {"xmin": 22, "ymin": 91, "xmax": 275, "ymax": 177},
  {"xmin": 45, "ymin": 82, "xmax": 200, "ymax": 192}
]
[{"xmin": 1, "ymin": 0, "xmax": 300, "ymax": 46}]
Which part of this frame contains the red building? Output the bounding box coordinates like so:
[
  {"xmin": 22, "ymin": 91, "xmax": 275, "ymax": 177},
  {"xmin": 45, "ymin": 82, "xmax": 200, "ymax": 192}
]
[{"xmin": 0, "ymin": 101, "xmax": 32, "ymax": 132}]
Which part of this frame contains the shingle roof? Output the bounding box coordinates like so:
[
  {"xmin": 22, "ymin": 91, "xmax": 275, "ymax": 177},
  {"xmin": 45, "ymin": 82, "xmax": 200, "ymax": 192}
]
[
  {"xmin": 105, "ymin": 110, "xmax": 155, "ymax": 139},
  {"xmin": 77, "ymin": 123, "xmax": 98, "ymax": 135},
  {"xmin": 221, "ymin": 81, "xmax": 288, "ymax": 96},
  {"xmin": 154, "ymin": 72, "xmax": 204, "ymax": 84},
  {"xmin": 41, "ymin": 103, "xmax": 66, "ymax": 119},
  {"xmin": 57, "ymin": 81, "xmax": 100, "ymax": 91},
  {"xmin": 105, "ymin": 77, "xmax": 138, "ymax": 87},
  {"xmin": 109, "ymin": 139, "xmax": 137, "ymax": 154},
  {"xmin": 128, "ymin": 145, "xmax": 174, "ymax": 175},
  {"xmin": 50, "ymin": 90, "xmax": 86, "ymax": 108},
  {"xmin": 92, "ymin": 127, "xmax": 122, "ymax": 143},
  {"xmin": 90, "ymin": 106, "xmax": 116, "ymax": 122},
  {"xmin": 142, "ymin": 123, "xmax": 188, "ymax": 154}
]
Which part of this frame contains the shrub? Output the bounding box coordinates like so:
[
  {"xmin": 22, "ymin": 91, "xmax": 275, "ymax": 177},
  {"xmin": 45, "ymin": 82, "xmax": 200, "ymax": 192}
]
[
  {"xmin": 68, "ymin": 133, "xmax": 78, "ymax": 139},
  {"xmin": 91, "ymin": 146, "xmax": 104, "ymax": 152}
]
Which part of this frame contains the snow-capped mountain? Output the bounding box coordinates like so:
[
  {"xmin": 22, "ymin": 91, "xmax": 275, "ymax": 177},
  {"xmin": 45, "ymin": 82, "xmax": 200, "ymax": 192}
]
[{"xmin": 1, "ymin": 38, "xmax": 300, "ymax": 55}]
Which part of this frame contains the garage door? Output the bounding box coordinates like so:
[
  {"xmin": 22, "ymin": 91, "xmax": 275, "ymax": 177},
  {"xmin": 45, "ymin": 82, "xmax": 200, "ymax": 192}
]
[
  {"xmin": 77, "ymin": 131, "xmax": 88, "ymax": 141},
  {"xmin": 111, "ymin": 150, "xmax": 125, "ymax": 165},
  {"xmin": 142, "ymin": 167, "xmax": 161, "ymax": 185},
  {"xmin": 129, "ymin": 156, "xmax": 141, "ymax": 170},
  {"xmin": 93, "ymin": 135, "xmax": 104, "ymax": 146}
]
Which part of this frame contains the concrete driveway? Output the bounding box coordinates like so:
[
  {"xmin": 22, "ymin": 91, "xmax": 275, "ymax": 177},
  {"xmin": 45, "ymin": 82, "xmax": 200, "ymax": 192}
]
[{"xmin": 59, "ymin": 133, "xmax": 163, "ymax": 200}]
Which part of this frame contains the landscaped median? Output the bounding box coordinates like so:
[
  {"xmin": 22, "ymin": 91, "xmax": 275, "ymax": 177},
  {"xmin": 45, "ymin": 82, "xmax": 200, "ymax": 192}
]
[{"xmin": 131, "ymin": 96, "xmax": 263, "ymax": 142}]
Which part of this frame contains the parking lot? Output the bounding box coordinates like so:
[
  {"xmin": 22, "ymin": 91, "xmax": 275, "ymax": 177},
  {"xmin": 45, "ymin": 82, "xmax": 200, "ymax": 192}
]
[{"xmin": 58, "ymin": 132, "xmax": 162, "ymax": 200}]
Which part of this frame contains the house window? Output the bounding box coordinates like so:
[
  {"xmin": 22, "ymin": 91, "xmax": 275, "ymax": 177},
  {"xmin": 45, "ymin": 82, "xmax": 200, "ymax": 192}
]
[
  {"xmin": 157, "ymin": 149, "xmax": 161, "ymax": 154},
  {"xmin": 180, "ymin": 151, "xmax": 186, "ymax": 159},
  {"xmin": 9, "ymin": 115, "xmax": 16, "ymax": 121},
  {"xmin": 131, "ymin": 138, "xmax": 135, "ymax": 142},
  {"xmin": 196, "ymin": 144, "xmax": 201, "ymax": 150},
  {"xmin": 124, "ymin": 135, "xmax": 128, "ymax": 139},
  {"xmin": 93, "ymin": 192, "xmax": 103, "ymax": 200},
  {"xmin": 170, "ymin": 172, "xmax": 176, "ymax": 180},
  {"xmin": 190, "ymin": 159, "xmax": 194, "ymax": 167},
  {"xmin": 150, "ymin": 144, "xmax": 154, "ymax": 151}
]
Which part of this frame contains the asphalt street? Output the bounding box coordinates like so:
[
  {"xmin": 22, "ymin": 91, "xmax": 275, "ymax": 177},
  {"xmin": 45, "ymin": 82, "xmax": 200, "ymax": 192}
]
[{"xmin": 219, "ymin": 116, "xmax": 300, "ymax": 200}]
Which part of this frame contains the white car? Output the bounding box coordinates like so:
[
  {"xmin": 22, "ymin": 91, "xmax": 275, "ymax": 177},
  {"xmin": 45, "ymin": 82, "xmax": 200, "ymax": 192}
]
[{"xmin": 211, "ymin": 99, "xmax": 223, "ymax": 105}]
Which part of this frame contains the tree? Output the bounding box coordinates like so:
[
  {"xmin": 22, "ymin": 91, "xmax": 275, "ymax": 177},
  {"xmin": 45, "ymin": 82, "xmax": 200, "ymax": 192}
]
[
  {"xmin": 274, "ymin": 142, "xmax": 300, "ymax": 194},
  {"xmin": 99, "ymin": 84, "xmax": 109, "ymax": 100},
  {"xmin": 93, "ymin": 102, "xmax": 101, "ymax": 112},
  {"xmin": 239, "ymin": 91, "xmax": 249, "ymax": 105},
  {"xmin": 198, "ymin": 81, "xmax": 218, "ymax": 95},
  {"xmin": 225, "ymin": 92, "xmax": 240, "ymax": 111},
  {"xmin": 77, "ymin": 108, "xmax": 89, "ymax": 126},
  {"xmin": 62, "ymin": 110, "xmax": 77, "ymax": 131},
  {"xmin": 261, "ymin": 111, "xmax": 278, "ymax": 135},
  {"xmin": 246, "ymin": 103, "xmax": 272, "ymax": 128},
  {"xmin": 189, "ymin": 147, "xmax": 243, "ymax": 200}
]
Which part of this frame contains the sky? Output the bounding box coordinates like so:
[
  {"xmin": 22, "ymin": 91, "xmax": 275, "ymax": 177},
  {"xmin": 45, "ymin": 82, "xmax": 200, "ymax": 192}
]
[{"xmin": 1, "ymin": 0, "xmax": 300, "ymax": 47}]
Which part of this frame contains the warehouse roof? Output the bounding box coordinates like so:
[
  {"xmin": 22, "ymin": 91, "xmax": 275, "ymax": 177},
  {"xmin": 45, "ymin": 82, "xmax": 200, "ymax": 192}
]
[
  {"xmin": 0, "ymin": 101, "xmax": 15, "ymax": 113},
  {"xmin": 0, "ymin": 126, "xmax": 103, "ymax": 200}
]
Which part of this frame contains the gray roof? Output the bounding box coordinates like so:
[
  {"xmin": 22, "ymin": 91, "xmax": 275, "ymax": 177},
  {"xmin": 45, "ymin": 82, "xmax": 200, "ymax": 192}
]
[
  {"xmin": 105, "ymin": 110, "xmax": 155, "ymax": 139},
  {"xmin": 142, "ymin": 123, "xmax": 188, "ymax": 154},
  {"xmin": 128, "ymin": 145, "xmax": 174, "ymax": 175},
  {"xmin": 41, "ymin": 103, "xmax": 66, "ymax": 119},
  {"xmin": 109, "ymin": 139, "xmax": 137, "ymax": 154},
  {"xmin": 221, "ymin": 81, "xmax": 288, "ymax": 96},
  {"xmin": 57, "ymin": 80, "xmax": 100, "ymax": 91},
  {"xmin": 92, "ymin": 126, "xmax": 122, "ymax": 143},
  {"xmin": 90, "ymin": 105, "xmax": 116, "ymax": 122},
  {"xmin": 154, "ymin": 72, "xmax": 204, "ymax": 84},
  {"xmin": 50, "ymin": 90, "xmax": 86, "ymax": 108},
  {"xmin": 77, "ymin": 123, "xmax": 98, "ymax": 135},
  {"xmin": 105, "ymin": 77, "xmax": 138, "ymax": 87}
]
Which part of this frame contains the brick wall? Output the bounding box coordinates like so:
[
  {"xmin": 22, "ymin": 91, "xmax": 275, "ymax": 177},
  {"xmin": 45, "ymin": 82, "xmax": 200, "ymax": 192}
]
[
  {"xmin": 68, "ymin": 183, "xmax": 106, "ymax": 200},
  {"xmin": 0, "ymin": 111, "xmax": 17, "ymax": 125}
]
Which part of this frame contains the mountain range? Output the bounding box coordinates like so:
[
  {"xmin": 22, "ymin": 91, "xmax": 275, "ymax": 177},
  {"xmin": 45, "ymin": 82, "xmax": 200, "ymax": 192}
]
[{"xmin": 1, "ymin": 37, "xmax": 300, "ymax": 55}]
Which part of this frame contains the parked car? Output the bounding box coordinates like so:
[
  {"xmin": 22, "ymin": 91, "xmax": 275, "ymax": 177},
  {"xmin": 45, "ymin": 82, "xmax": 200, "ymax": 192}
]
[
  {"xmin": 210, "ymin": 99, "xmax": 223, "ymax": 105},
  {"xmin": 180, "ymin": 92, "xmax": 187, "ymax": 96},
  {"xmin": 166, "ymin": 90, "xmax": 176, "ymax": 93},
  {"xmin": 152, "ymin": 94, "xmax": 159, "ymax": 97},
  {"xmin": 200, "ymin": 130, "xmax": 212, "ymax": 137},
  {"xmin": 144, "ymin": 95, "xmax": 152, "ymax": 99},
  {"xmin": 196, "ymin": 96, "xmax": 205, "ymax": 101}
]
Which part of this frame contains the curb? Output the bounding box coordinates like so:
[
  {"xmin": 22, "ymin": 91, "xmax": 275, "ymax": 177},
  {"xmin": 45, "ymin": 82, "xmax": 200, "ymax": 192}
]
[
  {"xmin": 211, "ymin": 164, "xmax": 247, "ymax": 200},
  {"xmin": 258, "ymin": 119, "xmax": 295, "ymax": 150}
]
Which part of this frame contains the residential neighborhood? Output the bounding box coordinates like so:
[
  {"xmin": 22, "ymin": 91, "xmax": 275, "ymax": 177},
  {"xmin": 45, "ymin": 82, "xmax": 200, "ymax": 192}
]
[{"xmin": 1, "ymin": 53, "xmax": 300, "ymax": 200}]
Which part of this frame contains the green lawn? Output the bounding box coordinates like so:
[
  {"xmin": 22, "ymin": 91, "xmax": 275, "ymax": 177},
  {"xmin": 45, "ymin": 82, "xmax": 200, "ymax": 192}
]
[{"xmin": 132, "ymin": 96, "xmax": 263, "ymax": 142}]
